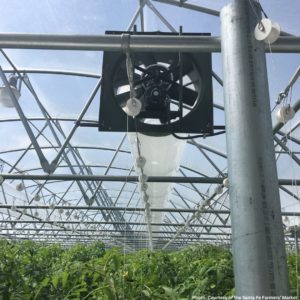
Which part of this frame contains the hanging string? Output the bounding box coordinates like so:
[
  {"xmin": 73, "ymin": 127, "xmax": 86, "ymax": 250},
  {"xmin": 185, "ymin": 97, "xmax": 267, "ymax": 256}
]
[
  {"xmin": 288, "ymin": 86, "xmax": 293, "ymax": 106},
  {"xmin": 124, "ymin": 50, "xmax": 150, "ymax": 297}
]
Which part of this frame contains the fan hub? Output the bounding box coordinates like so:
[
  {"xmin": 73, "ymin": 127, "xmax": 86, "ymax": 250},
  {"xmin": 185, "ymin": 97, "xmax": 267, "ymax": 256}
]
[
  {"xmin": 142, "ymin": 64, "xmax": 172, "ymax": 86},
  {"xmin": 142, "ymin": 64, "xmax": 172, "ymax": 111},
  {"xmin": 145, "ymin": 86, "xmax": 168, "ymax": 111}
]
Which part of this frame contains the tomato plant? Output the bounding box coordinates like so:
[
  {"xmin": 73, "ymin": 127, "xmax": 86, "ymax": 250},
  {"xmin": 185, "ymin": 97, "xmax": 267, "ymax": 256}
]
[{"xmin": 0, "ymin": 239, "xmax": 298, "ymax": 299}]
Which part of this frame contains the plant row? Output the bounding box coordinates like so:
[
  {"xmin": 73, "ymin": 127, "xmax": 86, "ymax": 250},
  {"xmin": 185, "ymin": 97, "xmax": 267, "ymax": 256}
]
[{"xmin": 0, "ymin": 239, "xmax": 298, "ymax": 299}]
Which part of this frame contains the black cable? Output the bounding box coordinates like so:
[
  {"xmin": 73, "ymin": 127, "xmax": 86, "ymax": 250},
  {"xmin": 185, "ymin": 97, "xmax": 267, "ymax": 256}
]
[
  {"xmin": 171, "ymin": 130, "xmax": 226, "ymax": 140},
  {"xmin": 166, "ymin": 101, "xmax": 225, "ymax": 140},
  {"xmin": 257, "ymin": 1, "xmax": 268, "ymax": 18}
]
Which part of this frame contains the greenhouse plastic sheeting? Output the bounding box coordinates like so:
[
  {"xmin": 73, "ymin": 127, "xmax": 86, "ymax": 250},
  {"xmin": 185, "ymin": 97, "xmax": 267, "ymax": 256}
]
[{"xmin": 128, "ymin": 132, "xmax": 186, "ymax": 233}]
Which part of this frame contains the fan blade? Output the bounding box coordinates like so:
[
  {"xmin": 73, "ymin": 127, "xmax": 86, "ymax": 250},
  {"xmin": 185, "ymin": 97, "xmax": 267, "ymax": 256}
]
[
  {"xmin": 168, "ymin": 83, "xmax": 198, "ymax": 106},
  {"xmin": 171, "ymin": 55, "xmax": 194, "ymax": 81},
  {"xmin": 115, "ymin": 91, "xmax": 130, "ymax": 107},
  {"xmin": 115, "ymin": 87, "xmax": 144, "ymax": 107}
]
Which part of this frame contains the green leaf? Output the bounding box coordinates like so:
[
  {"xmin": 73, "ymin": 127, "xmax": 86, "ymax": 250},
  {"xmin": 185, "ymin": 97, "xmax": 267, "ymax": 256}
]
[
  {"xmin": 162, "ymin": 286, "xmax": 179, "ymax": 299},
  {"xmin": 61, "ymin": 271, "xmax": 69, "ymax": 288},
  {"xmin": 52, "ymin": 274, "xmax": 59, "ymax": 289},
  {"xmin": 142, "ymin": 289, "xmax": 151, "ymax": 298},
  {"xmin": 34, "ymin": 277, "xmax": 50, "ymax": 300}
]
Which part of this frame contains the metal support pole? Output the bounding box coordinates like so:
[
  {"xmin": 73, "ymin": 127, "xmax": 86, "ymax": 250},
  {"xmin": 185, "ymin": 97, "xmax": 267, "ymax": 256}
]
[
  {"xmin": 49, "ymin": 78, "xmax": 102, "ymax": 173},
  {"xmin": 127, "ymin": 0, "xmax": 147, "ymax": 31},
  {"xmin": 0, "ymin": 33, "xmax": 299, "ymax": 52},
  {"xmin": 0, "ymin": 173, "xmax": 299, "ymax": 185},
  {"xmin": 0, "ymin": 67, "xmax": 50, "ymax": 173},
  {"xmin": 220, "ymin": 0, "xmax": 289, "ymax": 296}
]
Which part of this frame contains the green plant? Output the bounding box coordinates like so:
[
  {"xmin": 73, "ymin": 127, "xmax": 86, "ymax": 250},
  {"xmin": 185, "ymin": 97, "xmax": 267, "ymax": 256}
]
[{"xmin": 0, "ymin": 239, "xmax": 298, "ymax": 299}]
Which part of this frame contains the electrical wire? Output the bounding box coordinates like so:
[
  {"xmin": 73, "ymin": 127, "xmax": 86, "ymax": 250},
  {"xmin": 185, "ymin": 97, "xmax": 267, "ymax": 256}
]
[
  {"xmin": 171, "ymin": 130, "xmax": 226, "ymax": 140},
  {"xmin": 247, "ymin": 0, "xmax": 263, "ymax": 24},
  {"xmin": 166, "ymin": 103, "xmax": 225, "ymax": 140},
  {"xmin": 257, "ymin": 1, "xmax": 268, "ymax": 18}
]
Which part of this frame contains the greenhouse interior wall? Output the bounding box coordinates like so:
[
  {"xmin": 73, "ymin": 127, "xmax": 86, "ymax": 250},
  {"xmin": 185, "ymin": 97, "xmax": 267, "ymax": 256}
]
[{"xmin": 0, "ymin": 0, "xmax": 299, "ymax": 298}]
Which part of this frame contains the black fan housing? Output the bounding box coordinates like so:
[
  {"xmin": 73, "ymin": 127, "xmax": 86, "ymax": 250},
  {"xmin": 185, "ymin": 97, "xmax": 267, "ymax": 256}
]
[{"xmin": 99, "ymin": 31, "xmax": 213, "ymax": 135}]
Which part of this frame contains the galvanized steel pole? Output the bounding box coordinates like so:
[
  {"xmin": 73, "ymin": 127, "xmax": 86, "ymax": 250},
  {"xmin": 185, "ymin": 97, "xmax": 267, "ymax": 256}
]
[
  {"xmin": 220, "ymin": 0, "xmax": 289, "ymax": 296},
  {"xmin": 0, "ymin": 33, "xmax": 299, "ymax": 52}
]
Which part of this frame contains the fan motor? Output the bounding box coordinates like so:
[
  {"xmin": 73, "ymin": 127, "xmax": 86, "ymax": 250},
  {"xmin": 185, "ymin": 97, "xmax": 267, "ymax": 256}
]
[{"xmin": 142, "ymin": 64, "xmax": 172, "ymax": 112}]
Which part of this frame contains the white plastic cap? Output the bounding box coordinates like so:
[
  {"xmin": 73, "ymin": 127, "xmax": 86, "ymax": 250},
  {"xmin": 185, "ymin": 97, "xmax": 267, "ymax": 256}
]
[
  {"xmin": 223, "ymin": 178, "xmax": 229, "ymax": 188},
  {"xmin": 276, "ymin": 106, "xmax": 295, "ymax": 123},
  {"xmin": 254, "ymin": 18, "xmax": 280, "ymax": 44},
  {"xmin": 204, "ymin": 198, "xmax": 212, "ymax": 206},
  {"xmin": 124, "ymin": 97, "xmax": 142, "ymax": 117},
  {"xmin": 214, "ymin": 185, "xmax": 223, "ymax": 195},
  {"xmin": 138, "ymin": 174, "xmax": 148, "ymax": 182},
  {"xmin": 33, "ymin": 194, "xmax": 40, "ymax": 202},
  {"xmin": 16, "ymin": 182, "xmax": 25, "ymax": 191},
  {"xmin": 135, "ymin": 156, "xmax": 146, "ymax": 168},
  {"xmin": 143, "ymin": 194, "xmax": 149, "ymax": 203},
  {"xmin": 0, "ymin": 85, "xmax": 21, "ymax": 108},
  {"xmin": 140, "ymin": 182, "xmax": 148, "ymax": 192}
]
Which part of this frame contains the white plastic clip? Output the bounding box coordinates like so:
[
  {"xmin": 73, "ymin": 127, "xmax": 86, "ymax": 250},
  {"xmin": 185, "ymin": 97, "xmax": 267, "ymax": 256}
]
[{"xmin": 254, "ymin": 18, "xmax": 280, "ymax": 44}]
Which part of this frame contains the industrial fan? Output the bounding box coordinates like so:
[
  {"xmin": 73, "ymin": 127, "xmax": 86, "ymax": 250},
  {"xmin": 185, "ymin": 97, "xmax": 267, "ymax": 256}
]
[{"xmin": 99, "ymin": 31, "xmax": 213, "ymax": 135}]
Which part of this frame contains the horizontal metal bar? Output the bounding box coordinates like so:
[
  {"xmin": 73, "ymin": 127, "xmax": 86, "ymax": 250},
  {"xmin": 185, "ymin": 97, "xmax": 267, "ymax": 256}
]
[
  {"xmin": 0, "ymin": 220, "xmax": 231, "ymax": 227},
  {"xmin": 0, "ymin": 33, "xmax": 299, "ymax": 53},
  {"xmin": 3, "ymin": 236, "xmax": 230, "ymax": 243},
  {"xmin": 152, "ymin": 0, "xmax": 219, "ymax": 16},
  {"xmin": 2, "ymin": 228, "xmax": 230, "ymax": 235},
  {"xmin": 0, "ymin": 33, "xmax": 219, "ymax": 51},
  {"xmin": 1, "ymin": 233, "xmax": 225, "ymax": 239},
  {"xmin": 2, "ymin": 68, "xmax": 101, "ymax": 78},
  {"xmin": 279, "ymin": 179, "xmax": 300, "ymax": 185},
  {"xmin": 0, "ymin": 117, "xmax": 96, "ymax": 124},
  {"xmin": 77, "ymin": 121, "xmax": 99, "ymax": 127},
  {"xmin": 0, "ymin": 174, "xmax": 224, "ymax": 183},
  {"xmin": 0, "ymin": 204, "xmax": 229, "ymax": 213},
  {"xmin": 0, "ymin": 174, "xmax": 299, "ymax": 185},
  {"xmin": 1, "ymin": 205, "xmax": 298, "ymax": 216}
]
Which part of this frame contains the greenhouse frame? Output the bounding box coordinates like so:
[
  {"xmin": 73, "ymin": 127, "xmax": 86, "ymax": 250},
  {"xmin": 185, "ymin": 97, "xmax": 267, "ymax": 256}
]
[{"xmin": 0, "ymin": 0, "xmax": 299, "ymax": 297}]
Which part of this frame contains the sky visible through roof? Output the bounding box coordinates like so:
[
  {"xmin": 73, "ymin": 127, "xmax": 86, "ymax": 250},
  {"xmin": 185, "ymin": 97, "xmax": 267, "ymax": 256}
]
[{"xmin": 0, "ymin": 0, "xmax": 299, "ymax": 247}]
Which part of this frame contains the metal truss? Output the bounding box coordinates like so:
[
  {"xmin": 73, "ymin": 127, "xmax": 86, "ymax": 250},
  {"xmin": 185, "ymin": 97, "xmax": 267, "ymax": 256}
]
[{"xmin": 0, "ymin": 0, "xmax": 299, "ymax": 251}]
